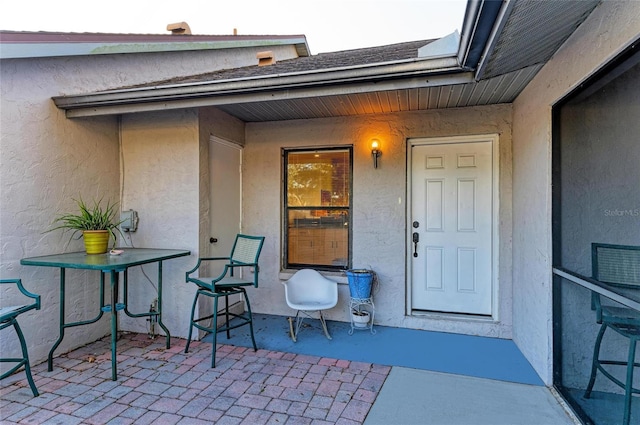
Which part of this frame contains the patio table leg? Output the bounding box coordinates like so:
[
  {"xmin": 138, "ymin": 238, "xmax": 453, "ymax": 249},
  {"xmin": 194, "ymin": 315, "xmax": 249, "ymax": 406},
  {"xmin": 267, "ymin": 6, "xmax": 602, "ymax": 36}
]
[
  {"xmin": 121, "ymin": 265, "xmax": 170, "ymax": 348},
  {"xmin": 48, "ymin": 268, "xmax": 66, "ymax": 371},
  {"xmin": 110, "ymin": 270, "xmax": 119, "ymax": 381},
  {"xmin": 49, "ymin": 269, "xmax": 107, "ymax": 372},
  {"xmin": 156, "ymin": 261, "xmax": 171, "ymax": 348}
]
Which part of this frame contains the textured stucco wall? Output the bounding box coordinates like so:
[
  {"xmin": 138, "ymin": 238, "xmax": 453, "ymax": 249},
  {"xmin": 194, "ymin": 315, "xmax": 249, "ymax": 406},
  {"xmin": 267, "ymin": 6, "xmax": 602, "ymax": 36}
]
[
  {"xmin": 511, "ymin": 0, "xmax": 640, "ymax": 385},
  {"xmin": 0, "ymin": 44, "xmax": 302, "ymax": 367},
  {"xmin": 200, "ymin": 107, "xmax": 247, "ymax": 148},
  {"xmin": 0, "ymin": 57, "xmax": 120, "ymax": 370},
  {"xmin": 243, "ymin": 105, "xmax": 514, "ymax": 339},
  {"xmin": 115, "ymin": 107, "xmax": 249, "ymax": 340},
  {"xmin": 118, "ymin": 110, "xmax": 201, "ymax": 338}
]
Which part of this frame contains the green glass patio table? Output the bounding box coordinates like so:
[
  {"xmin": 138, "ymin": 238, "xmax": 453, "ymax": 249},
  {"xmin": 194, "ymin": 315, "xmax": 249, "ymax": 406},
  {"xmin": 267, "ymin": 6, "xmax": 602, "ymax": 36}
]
[{"xmin": 20, "ymin": 248, "xmax": 190, "ymax": 380}]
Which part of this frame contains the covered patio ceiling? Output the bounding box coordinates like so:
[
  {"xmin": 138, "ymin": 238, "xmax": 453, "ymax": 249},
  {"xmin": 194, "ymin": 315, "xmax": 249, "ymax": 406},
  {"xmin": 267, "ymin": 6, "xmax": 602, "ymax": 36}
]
[{"xmin": 53, "ymin": 0, "xmax": 601, "ymax": 122}]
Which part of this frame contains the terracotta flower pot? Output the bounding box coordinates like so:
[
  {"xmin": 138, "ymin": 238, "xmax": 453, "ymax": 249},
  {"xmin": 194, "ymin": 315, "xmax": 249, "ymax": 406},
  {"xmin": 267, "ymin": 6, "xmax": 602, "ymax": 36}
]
[{"xmin": 83, "ymin": 230, "xmax": 110, "ymax": 254}]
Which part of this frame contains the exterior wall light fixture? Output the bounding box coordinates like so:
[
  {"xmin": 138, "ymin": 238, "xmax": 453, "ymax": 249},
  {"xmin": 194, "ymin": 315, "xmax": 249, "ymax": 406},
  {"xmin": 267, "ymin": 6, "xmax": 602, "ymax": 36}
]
[{"xmin": 371, "ymin": 139, "xmax": 382, "ymax": 169}]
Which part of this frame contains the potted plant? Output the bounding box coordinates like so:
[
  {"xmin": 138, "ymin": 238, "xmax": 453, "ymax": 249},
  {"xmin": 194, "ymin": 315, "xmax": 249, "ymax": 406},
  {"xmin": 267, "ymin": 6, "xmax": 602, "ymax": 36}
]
[
  {"xmin": 351, "ymin": 308, "xmax": 371, "ymax": 328},
  {"xmin": 48, "ymin": 197, "xmax": 123, "ymax": 254}
]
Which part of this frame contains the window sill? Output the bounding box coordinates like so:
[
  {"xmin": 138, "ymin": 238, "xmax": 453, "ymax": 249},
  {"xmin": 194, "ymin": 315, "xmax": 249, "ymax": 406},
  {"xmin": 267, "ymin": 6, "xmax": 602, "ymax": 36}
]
[{"xmin": 279, "ymin": 269, "xmax": 348, "ymax": 284}]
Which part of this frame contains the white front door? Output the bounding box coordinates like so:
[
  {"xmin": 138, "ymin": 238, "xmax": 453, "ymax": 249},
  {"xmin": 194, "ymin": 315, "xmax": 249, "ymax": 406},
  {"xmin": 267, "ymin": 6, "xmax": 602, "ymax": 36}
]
[{"xmin": 410, "ymin": 137, "xmax": 496, "ymax": 315}]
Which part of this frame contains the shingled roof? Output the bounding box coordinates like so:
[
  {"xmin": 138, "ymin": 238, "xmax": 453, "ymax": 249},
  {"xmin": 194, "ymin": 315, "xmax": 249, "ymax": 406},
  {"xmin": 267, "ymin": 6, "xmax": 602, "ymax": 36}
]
[
  {"xmin": 51, "ymin": 0, "xmax": 605, "ymax": 121},
  {"xmin": 137, "ymin": 39, "xmax": 437, "ymax": 87}
]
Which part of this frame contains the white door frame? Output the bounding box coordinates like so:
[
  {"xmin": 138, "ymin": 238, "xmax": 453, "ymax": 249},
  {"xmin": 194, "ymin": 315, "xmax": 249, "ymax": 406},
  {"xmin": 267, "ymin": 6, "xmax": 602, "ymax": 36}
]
[{"xmin": 406, "ymin": 134, "xmax": 500, "ymax": 319}]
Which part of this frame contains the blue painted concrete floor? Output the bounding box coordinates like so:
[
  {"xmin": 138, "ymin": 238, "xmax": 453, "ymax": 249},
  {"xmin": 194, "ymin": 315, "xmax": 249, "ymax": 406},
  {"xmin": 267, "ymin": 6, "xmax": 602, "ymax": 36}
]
[
  {"xmin": 205, "ymin": 313, "xmax": 543, "ymax": 386},
  {"xmin": 204, "ymin": 314, "xmax": 579, "ymax": 424}
]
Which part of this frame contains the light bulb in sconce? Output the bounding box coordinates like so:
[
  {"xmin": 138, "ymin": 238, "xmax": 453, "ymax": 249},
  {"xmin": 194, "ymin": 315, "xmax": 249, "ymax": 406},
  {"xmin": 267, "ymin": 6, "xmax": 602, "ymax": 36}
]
[{"xmin": 371, "ymin": 139, "xmax": 381, "ymax": 169}]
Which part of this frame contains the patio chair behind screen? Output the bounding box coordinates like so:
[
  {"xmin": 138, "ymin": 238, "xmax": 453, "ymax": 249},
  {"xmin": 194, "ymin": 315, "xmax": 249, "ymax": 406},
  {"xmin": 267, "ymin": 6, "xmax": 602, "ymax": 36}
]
[{"xmin": 584, "ymin": 243, "xmax": 640, "ymax": 425}]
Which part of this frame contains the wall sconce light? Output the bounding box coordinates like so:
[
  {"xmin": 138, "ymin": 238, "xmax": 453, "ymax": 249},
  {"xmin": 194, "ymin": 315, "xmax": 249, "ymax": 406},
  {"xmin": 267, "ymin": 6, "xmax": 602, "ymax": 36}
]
[{"xmin": 371, "ymin": 139, "xmax": 382, "ymax": 169}]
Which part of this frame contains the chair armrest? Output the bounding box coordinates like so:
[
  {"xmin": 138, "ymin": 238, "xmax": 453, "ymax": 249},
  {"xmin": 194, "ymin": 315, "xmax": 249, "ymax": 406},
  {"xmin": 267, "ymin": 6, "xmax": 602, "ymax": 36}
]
[
  {"xmin": 185, "ymin": 258, "xmax": 260, "ymax": 288},
  {"xmin": 185, "ymin": 257, "xmax": 231, "ymax": 279},
  {"xmin": 0, "ymin": 279, "xmax": 41, "ymax": 311},
  {"xmin": 212, "ymin": 261, "xmax": 259, "ymax": 280},
  {"xmin": 214, "ymin": 262, "xmax": 260, "ymax": 287}
]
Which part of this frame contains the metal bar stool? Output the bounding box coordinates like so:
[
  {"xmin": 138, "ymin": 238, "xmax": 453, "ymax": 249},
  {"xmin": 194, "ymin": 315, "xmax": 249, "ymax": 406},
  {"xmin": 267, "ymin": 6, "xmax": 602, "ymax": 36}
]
[
  {"xmin": 1, "ymin": 279, "xmax": 41, "ymax": 397},
  {"xmin": 184, "ymin": 234, "xmax": 265, "ymax": 368}
]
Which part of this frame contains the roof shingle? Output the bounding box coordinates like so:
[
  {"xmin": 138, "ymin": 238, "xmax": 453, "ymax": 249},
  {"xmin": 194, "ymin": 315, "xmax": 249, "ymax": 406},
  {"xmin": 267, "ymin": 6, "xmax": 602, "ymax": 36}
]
[{"xmin": 141, "ymin": 39, "xmax": 436, "ymax": 87}]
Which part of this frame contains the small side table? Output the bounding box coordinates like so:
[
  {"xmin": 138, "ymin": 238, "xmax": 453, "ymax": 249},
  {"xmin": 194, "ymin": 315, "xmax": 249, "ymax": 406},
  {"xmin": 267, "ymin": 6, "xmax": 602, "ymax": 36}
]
[{"xmin": 349, "ymin": 296, "xmax": 376, "ymax": 335}]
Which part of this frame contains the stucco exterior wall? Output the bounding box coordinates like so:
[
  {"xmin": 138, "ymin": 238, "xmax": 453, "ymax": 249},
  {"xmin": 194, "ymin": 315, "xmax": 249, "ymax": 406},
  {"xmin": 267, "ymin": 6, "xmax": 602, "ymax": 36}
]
[
  {"xmin": 108, "ymin": 106, "xmax": 249, "ymax": 339},
  {"xmin": 243, "ymin": 104, "xmax": 514, "ymax": 339},
  {"xmin": 511, "ymin": 0, "xmax": 640, "ymax": 385},
  {"xmin": 0, "ymin": 43, "xmax": 302, "ymax": 367},
  {"xmin": 118, "ymin": 110, "xmax": 200, "ymax": 337},
  {"xmin": 200, "ymin": 107, "xmax": 247, "ymax": 148},
  {"xmin": 0, "ymin": 57, "xmax": 120, "ymax": 370}
]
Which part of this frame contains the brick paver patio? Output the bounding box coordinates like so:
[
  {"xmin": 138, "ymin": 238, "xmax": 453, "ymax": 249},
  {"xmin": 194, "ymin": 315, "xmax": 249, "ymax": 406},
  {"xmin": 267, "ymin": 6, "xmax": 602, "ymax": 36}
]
[{"xmin": 0, "ymin": 333, "xmax": 391, "ymax": 424}]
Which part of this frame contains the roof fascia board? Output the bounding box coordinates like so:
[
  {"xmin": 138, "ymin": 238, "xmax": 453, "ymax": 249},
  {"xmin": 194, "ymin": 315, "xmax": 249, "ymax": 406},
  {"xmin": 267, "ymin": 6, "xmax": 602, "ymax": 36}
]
[
  {"xmin": 458, "ymin": 0, "xmax": 483, "ymax": 65},
  {"xmin": 54, "ymin": 56, "xmax": 462, "ymax": 110},
  {"xmin": 474, "ymin": 0, "xmax": 514, "ymax": 80},
  {"xmin": 62, "ymin": 71, "xmax": 474, "ymax": 118},
  {"xmin": 1, "ymin": 37, "xmax": 309, "ymax": 59},
  {"xmin": 458, "ymin": 0, "xmax": 505, "ymax": 68}
]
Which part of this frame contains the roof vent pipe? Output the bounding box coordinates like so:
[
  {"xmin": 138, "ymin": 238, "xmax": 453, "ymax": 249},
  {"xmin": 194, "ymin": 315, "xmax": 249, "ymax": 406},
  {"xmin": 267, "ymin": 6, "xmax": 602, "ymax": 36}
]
[
  {"xmin": 167, "ymin": 22, "xmax": 192, "ymax": 35},
  {"xmin": 257, "ymin": 51, "xmax": 276, "ymax": 66}
]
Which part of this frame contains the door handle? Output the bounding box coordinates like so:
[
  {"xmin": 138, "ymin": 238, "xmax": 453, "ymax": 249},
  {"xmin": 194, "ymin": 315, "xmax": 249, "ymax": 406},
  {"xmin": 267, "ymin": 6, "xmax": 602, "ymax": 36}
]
[
  {"xmin": 412, "ymin": 232, "xmax": 419, "ymax": 257},
  {"xmin": 209, "ymin": 237, "xmax": 218, "ymax": 244}
]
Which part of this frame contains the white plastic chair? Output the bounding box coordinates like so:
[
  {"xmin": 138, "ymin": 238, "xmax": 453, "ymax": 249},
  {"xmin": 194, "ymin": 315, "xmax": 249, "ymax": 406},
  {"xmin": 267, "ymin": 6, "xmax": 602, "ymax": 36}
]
[{"xmin": 282, "ymin": 269, "xmax": 338, "ymax": 342}]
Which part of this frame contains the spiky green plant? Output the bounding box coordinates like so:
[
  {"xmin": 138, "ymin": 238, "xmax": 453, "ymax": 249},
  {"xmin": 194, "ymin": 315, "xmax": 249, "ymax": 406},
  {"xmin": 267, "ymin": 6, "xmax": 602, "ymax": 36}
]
[{"xmin": 48, "ymin": 197, "xmax": 124, "ymax": 243}]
